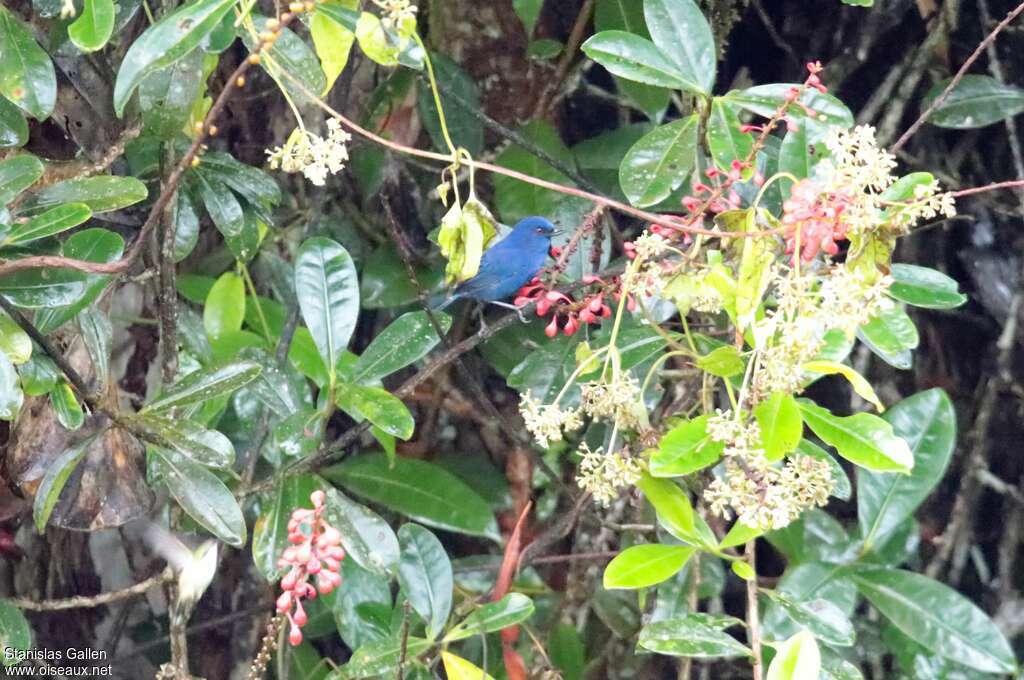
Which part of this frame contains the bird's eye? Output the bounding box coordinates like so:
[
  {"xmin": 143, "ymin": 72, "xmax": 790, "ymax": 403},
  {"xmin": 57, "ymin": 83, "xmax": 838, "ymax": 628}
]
[{"xmin": 535, "ymin": 227, "xmax": 543, "ymax": 233}]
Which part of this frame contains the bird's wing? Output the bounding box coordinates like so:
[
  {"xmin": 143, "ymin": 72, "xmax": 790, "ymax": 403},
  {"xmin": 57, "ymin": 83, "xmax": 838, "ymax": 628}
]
[{"xmin": 453, "ymin": 265, "xmax": 506, "ymax": 301}]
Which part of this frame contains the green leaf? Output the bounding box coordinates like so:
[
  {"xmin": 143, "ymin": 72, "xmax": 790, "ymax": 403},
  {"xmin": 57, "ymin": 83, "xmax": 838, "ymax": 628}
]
[
  {"xmin": 619, "ymin": 115, "xmax": 698, "ymax": 207},
  {"xmin": 778, "ymin": 123, "xmax": 827, "ymax": 187},
  {"xmin": 322, "ymin": 484, "xmax": 400, "ymax": 577},
  {"xmin": 33, "ymin": 435, "xmax": 93, "ymax": 532},
  {"xmin": 337, "ymin": 384, "xmax": 414, "ymax": 440},
  {"xmin": 708, "ymin": 98, "xmax": 753, "ymax": 170},
  {"xmin": 0, "ymin": 97, "xmax": 28, "ymax": 148},
  {"xmin": 203, "ymin": 271, "xmax": 245, "ymax": 341},
  {"xmin": 857, "ymin": 306, "xmax": 918, "ymax": 370},
  {"xmin": 513, "ymin": 0, "xmax": 544, "ymax": 34},
  {"xmin": 762, "ymin": 590, "xmax": 855, "ymax": 647},
  {"xmin": 637, "ymin": 614, "xmax": 750, "ymax": 658},
  {"xmin": 352, "ymin": 311, "xmax": 451, "ymax": 384},
  {"xmin": 325, "ymin": 454, "xmax": 499, "ymax": 540},
  {"xmin": 603, "ymin": 544, "xmax": 695, "ymax": 589},
  {"xmin": 549, "ymin": 623, "xmax": 585, "ymax": 680},
  {"xmin": 798, "ymin": 399, "xmax": 913, "ymax": 473},
  {"xmin": 766, "ymin": 629, "xmax": 821, "ymax": 680},
  {"xmin": 852, "ymin": 567, "xmax": 1016, "ymax": 673},
  {"xmin": 295, "ymin": 237, "xmax": 359, "ymax": 379},
  {"xmin": 724, "ymin": 84, "xmax": 854, "ymax": 132},
  {"xmin": 252, "ymin": 474, "xmax": 322, "ymax": 580},
  {"xmin": 113, "ymin": 0, "xmax": 236, "ymax": 116},
  {"xmin": 0, "ymin": 7, "xmax": 56, "ymax": 120},
  {"xmin": 68, "ymin": 0, "xmax": 116, "ymax": 52},
  {"xmin": 802, "ymin": 360, "xmax": 884, "ymax": 413},
  {"xmin": 0, "ymin": 601, "xmax": 31, "ymax": 667},
  {"xmin": 581, "ymin": 30, "xmax": 692, "ymax": 90},
  {"xmin": 397, "ymin": 524, "xmax": 453, "ymax": 640},
  {"xmin": 23, "ymin": 175, "xmax": 148, "ymax": 214},
  {"xmin": 28, "ymin": 228, "xmax": 124, "ymax": 324},
  {"xmin": 311, "ymin": 1, "xmax": 356, "ymax": 94},
  {"xmin": 696, "ymin": 345, "xmax": 744, "ymax": 378},
  {"xmin": 0, "ymin": 154, "xmax": 43, "ymax": 205},
  {"xmin": 0, "ymin": 312, "xmax": 30, "ymax": 364},
  {"xmin": 637, "ymin": 474, "xmax": 716, "ymax": 548},
  {"xmin": 858, "ymin": 389, "xmax": 955, "ymax": 551},
  {"xmin": 243, "ymin": 15, "xmax": 327, "ymax": 106},
  {"xmin": 889, "ymin": 264, "xmax": 967, "ymax": 309},
  {"xmin": 354, "ymin": 11, "xmax": 400, "ymax": 66},
  {"xmin": 592, "ymin": 0, "xmax": 670, "ymax": 119},
  {"xmin": 650, "ymin": 415, "xmax": 724, "ymax": 477},
  {"xmin": 50, "ymin": 380, "xmax": 83, "ymax": 430},
  {"xmin": 143, "ymin": 361, "xmax": 261, "ymax": 412},
  {"xmin": 643, "ymin": 0, "xmax": 716, "ymax": 95},
  {"xmin": 443, "ymin": 593, "xmax": 535, "ymax": 642},
  {"xmin": 922, "ymin": 74, "xmax": 1024, "ymax": 129},
  {"xmin": 128, "ymin": 413, "xmax": 235, "ymax": 467},
  {"xmin": 337, "ymin": 636, "xmax": 432, "ymax": 679},
  {"xmin": 4, "ymin": 203, "xmax": 91, "ymax": 246},
  {"xmin": 138, "ymin": 48, "xmax": 205, "ymax": 139},
  {"xmin": 754, "ymin": 392, "xmax": 802, "ymax": 461},
  {"xmin": 154, "ymin": 448, "xmax": 246, "ymax": 546},
  {"xmin": 417, "ymin": 52, "xmax": 484, "ymax": 156},
  {"xmin": 333, "ymin": 558, "xmax": 392, "ymax": 650}
]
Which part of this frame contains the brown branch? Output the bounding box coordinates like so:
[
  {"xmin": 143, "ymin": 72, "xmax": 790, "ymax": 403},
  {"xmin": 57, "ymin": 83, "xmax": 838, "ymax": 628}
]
[
  {"xmin": 531, "ymin": 0, "xmax": 596, "ymax": 119},
  {"xmin": 745, "ymin": 541, "xmax": 763, "ymax": 680},
  {"xmin": 6, "ymin": 572, "xmax": 171, "ymax": 611},
  {"xmin": 891, "ymin": 0, "xmax": 1024, "ymax": 153}
]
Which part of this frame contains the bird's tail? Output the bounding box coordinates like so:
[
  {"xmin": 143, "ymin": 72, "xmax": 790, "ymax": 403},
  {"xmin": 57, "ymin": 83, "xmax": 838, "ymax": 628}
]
[{"xmin": 433, "ymin": 294, "xmax": 460, "ymax": 311}]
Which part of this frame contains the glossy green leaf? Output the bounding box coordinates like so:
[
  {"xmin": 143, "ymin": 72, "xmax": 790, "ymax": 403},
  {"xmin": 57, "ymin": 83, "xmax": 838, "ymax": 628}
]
[
  {"xmin": 0, "ymin": 601, "xmax": 31, "ymax": 667},
  {"xmin": 637, "ymin": 614, "xmax": 750, "ymax": 658},
  {"xmin": 417, "ymin": 52, "xmax": 484, "ymax": 156},
  {"xmin": 50, "ymin": 380, "xmax": 83, "ymax": 430},
  {"xmin": 754, "ymin": 392, "xmax": 802, "ymax": 461},
  {"xmin": 143, "ymin": 361, "xmax": 261, "ymax": 412},
  {"xmin": 252, "ymin": 474, "xmax": 322, "ymax": 580},
  {"xmin": 778, "ymin": 123, "xmax": 827, "ymax": 188},
  {"xmin": 724, "ymin": 84, "xmax": 854, "ymax": 132},
  {"xmin": 4, "ymin": 203, "xmax": 91, "ymax": 246},
  {"xmin": 128, "ymin": 413, "xmax": 234, "ymax": 467},
  {"xmin": 603, "ymin": 544, "xmax": 695, "ymax": 589},
  {"xmin": 0, "ymin": 312, "xmax": 30, "ymax": 364},
  {"xmin": 354, "ymin": 11, "xmax": 399, "ymax": 67},
  {"xmin": 650, "ymin": 415, "xmax": 724, "ymax": 477},
  {"xmin": 766, "ymin": 629, "xmax": 821, "ymax": 680},
  {"xmin": 28, "ymin": 229, "xmax": 124, "ymax": 324},
  {"xmin": 337, "ymin": 384, "xmax": 414, "ymax": 440},
  {"xmin": 858, "ymin": 389, "xmax": 955, "ymax": 551},
  {"xmin": 0, "ymin": 154, "xmax": 43, "ymax": 205},
  {"xmin": 592, "ymin": 0, "xmax": 669, "ymax": 119},
  {"xmin": 443, "ymin": 593, "xmax": 535, "ymax": 642},
  {"xmin": 23, "ymin": 175, "xmax": 148, "ymax": 214},
  {"xmin": 762, "ymin": 590, "xmax": 855, "ymax": 647},
  {"xmin": 441, "ymin": 652, "xmax": 496, "ymax": 680},
  {"xmin": 0, "ymin": 7, "xmax": 56, "ymax": 120},
  {"xmin": 154, "ymin": 448, "xmax": 246, "ymax": 546},
  {"xmin": 798, "ymin": 399, "xmax": 913, "ymax": 473},
  {"xmin": 696, "ymin": 345, "xmax": 744, "ymax": 377},
  {"xmin": 243, "ymin": 15, "xmax": 327, "ymax": 106},
  {"xmin": 708, "ymin": 98, "xmax": 753, "ymax": 169},
  {"xmin": 922, "ymin": 74, "xmax": 1024, "ymax": 129},
  {"xmin": 889, "ymin": 264, "xmax": 967, "ymax": 309},
  {"xmin": 295, "ymin": 237, "xmax": 359, "ymax": 378},
  {"xmin": 643, "ymin": 0, "xmax": 716, "ymax": 95},
  {"xmin": 802, "ymin": 360, "xmax": 884, "ymax": 412},
  {"xmin": 77, "ymin": 309, "xmax": 109, "ymax": 380},
  {"xmin": 352, "ymin": 311, "xmax": 451, "ymax": 384},
  {"xmin": 336, "ymin": 636, "xmax": 432, "ymax": 679},
  {"xmin": 852, "ymin": 567, "xmax": 1016, "ymax": 673},
  {"xmin": 619, "ymin": 115, "xmax": 698, "ymax": 207},
  {"xmin": 68, "ymin": 0, "xmax": 116, "ymax": 52},
  {"xmin": 325, "ymin": 454, "xmax": 499, "ymax": 540},
  {"xmin": 857, "ymin": 306, "xmax": 918, "ymax": 369},
  {"xmin": 311, "ymin": 1, "xmax": 356, "ymax": 94},
  {"xmin": 333, "ymin": 558, "xmax": 392, "ymax": 650},
  {"xmin": 203, "ymin": 271, "xmax": 245, "ymax": 341},
  {"xmin": 582, "ymin": 30, "xmax": 692, "ymax": 90},
  {"xmin": 113, "ymin": 0, "xmax": 236, "ymax": 116},
  {"xmin": 138, "ymin": 48, "xmax": 205, "ymax": 139},
  {"xmin": 16, "ymin": 352, "xmax": 58, "ymax": 396},
  {"xmin": 0, "ymin": 97, "xmax": 28, "ymax": 148},
  {"xmin": 321, "ymin": 484, "xmax": 400, "ymax": 577},
  {"xmin": 33, "ymin": 435, "xmax": 93, "ymax": 532},
  {"xmin": 397, "ymin": 524, "xmax": 452, "ymax": 640},
  {"xmin": 637, "ymin": 474, "xmax": 716, "ymax": 548}
]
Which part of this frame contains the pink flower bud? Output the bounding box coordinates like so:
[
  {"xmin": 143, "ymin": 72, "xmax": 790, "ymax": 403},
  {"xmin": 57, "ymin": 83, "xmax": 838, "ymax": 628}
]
[
  {"xmin": 310, "ymin": 490, "xmax": 326, "ymax": 507},
  {"xmin": 293, "ymin": 602, "xmax": 308, "ymax": 626},
  {"xmin": 307, "ymin": 559, "xmax": 322, "ymax": 574},
  {"xmin": 289, "ymin": 626, "xmax": 303, "ymax": 646},
  {"xmin": 276, "ymin": 591, "xmax": 293, "ymax": 612},
  {"xmin": 545, "ymin": 315, "xmax": 559, "ymax": 338}
]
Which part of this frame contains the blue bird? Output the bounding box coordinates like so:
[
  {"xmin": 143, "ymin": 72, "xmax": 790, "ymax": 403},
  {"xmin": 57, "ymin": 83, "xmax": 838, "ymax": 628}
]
[{"xmin": 436, "ymin": 216, "xmax": 559, "ymax": 316}]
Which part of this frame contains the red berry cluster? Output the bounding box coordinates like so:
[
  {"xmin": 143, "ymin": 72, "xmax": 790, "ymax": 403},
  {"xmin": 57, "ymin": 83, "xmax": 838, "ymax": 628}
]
[
  {"xmin": 515, "ymin": 276, "xmax": 614, "ymax": 337},
  {"xmin": 276, "ymin": 490, "xmax": 345, "ymax": 646}
]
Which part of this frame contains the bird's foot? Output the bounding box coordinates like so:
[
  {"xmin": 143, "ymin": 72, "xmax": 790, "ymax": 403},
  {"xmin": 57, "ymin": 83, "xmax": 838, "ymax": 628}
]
[{"xmin": 488, "ymin": 300, "xmax": 529, "ymax": 323}]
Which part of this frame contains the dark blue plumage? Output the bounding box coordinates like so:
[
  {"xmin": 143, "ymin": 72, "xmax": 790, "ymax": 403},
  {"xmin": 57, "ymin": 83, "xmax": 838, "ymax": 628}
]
[{"xmin": 436, "ymin": 216, "xmax": 557, "ymax": 310}]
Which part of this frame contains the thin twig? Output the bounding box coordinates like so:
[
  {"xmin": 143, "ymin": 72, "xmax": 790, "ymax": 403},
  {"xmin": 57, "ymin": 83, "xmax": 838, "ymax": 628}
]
[
  {"xmin": 6, "ymin": 572, "xmax": 171, "ymax": 611},
  {"xmin": 396, "ymin": 600, "xmax": 411, "ymax": 680},
  {"xmin": 745, "ymin": 541, "xmax": 763, "ymax": 680},
  {"xmin": 891, "ymin": 0, "xmax": 1024, "ymax": 152},
  {"xmin": 531, "ymin": 0, "xmax": 596, "ymax": 119}
]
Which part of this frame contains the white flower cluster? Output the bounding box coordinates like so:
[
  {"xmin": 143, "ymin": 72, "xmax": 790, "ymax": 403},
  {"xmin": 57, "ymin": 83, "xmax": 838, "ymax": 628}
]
[
  {"xmin": 375, "ymin": 0, "xmax": 417, "ymax": 31},
  {"xmin": 818, "ymin": 266, "xmax": 894, "ymax": 334},
  {"xmin": 707, "ymin": 410, "xmax": 765, "ymax": 460},
  {"xmin": 579, "ymin": 374, "xmax": 642, "ymax": 430},
  {"xmin": 266, "ymin": 119, "xmax": 352, "ymax": 186},
  {"xmin": 822, "ymin": 124, "xmax": 897, "ymax": 193},
  {"xmin": 576, "ymin": 443, "xmax": 646, "ymax": 506},
  {"xmin": 519, "ymin": 392, "xmax": 582, "ymax": 449},
  {"xmin": 705, "ymin": 455, "xmax": 833, "ymax": 531}
]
